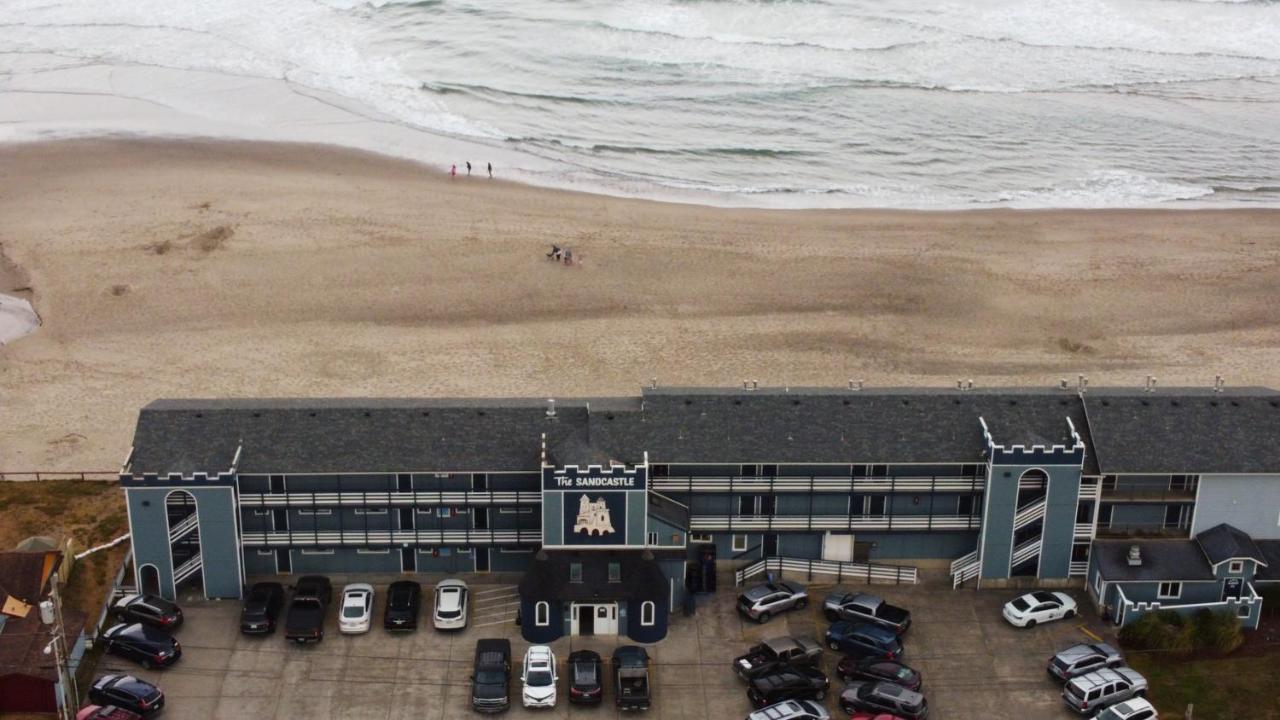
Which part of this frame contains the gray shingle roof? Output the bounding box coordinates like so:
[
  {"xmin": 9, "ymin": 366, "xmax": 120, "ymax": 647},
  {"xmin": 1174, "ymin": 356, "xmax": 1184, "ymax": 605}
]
[
  {"xmin": 1083, "ymin": 387, "xmax": 1280, "ymax": 474},
  {"xmin": 1255, "ymin": 541, "xmax": 1280, "ymax": 581},
  {"xmin": 1195, "ymin": 523, "xmax": 1268, "ymax": 567},
  {"xmin": 1093, "ymin": 539, "xmax": 1215, "ymax": 582}
]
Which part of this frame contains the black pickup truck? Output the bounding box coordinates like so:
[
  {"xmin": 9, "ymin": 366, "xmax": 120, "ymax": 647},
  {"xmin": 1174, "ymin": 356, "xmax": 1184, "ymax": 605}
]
[
  {"xmin": 284, "ymin": 575, "xmax": 333, "ymax": 643},
  {"xmin": 734, "ymin": 636, "xmax": 824, "ymax": 681},
  {"xmin": 471, "ymin": 638, "xmax": 512, "ymax": 713},
  {"xmin": 613, "ymin": 645, "xmax": 652, "ymax": 711}
]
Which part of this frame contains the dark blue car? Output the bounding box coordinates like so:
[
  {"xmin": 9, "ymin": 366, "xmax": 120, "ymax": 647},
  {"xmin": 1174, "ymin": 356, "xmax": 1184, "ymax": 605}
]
[{"xmin": 825, "ymin": 621, "xmax": 903, "ymax": 660}]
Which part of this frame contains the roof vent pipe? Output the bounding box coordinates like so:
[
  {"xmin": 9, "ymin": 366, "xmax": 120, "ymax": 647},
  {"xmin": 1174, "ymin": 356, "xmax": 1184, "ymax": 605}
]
[
  {"xmin": 546, "ymin": 398, "xmax": 556, "ymax": 418},
  {"xmin": 650, "ymin": 377, "xmax": 657, "ymax": 390},
  {"xmin": 1214, "ymin": 375, "xmax": 1224, "ymax": 393},
  {"xmin": 1127, "ymin": 545, "xmax": 1142, "ymax": 567},
  {"xmin": 966, "ymin": 379, "xmax": 974, "ymax": 391},
  {"xmin": 1144, "ymin": 375, "xmax": 1157, "ymax": 393},
  {"xmin": 957, "ymin": 380, "xmax": 964, "ymax": 391},
  {"xmin": 743, "ymin": 380, "xmax": 750, "ymax": 390},
  {"xmin": 1060, "ymin": 378, "xmax": 1069, "ymax": 391},
  {"xmin": 752, "ymin": 380, "xmax": 759, "ymax": 390}
]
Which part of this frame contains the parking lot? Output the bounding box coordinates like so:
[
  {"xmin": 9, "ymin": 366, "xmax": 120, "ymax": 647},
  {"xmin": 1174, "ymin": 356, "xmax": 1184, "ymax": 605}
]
[{"xmin": 96, "ymin": 572, "xmax": 1118, "ymax": 719}]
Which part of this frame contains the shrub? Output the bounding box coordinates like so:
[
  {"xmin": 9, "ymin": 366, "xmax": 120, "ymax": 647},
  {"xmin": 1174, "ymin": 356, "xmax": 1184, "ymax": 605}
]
[
  {"xmin": 1120, "ymin": 610, "xmax": 1194, "ymax": 654},
  {"xmin": 1193, "ymin": 608, "xmax": 1244, "ymax": 654},
  {"xmin": 1259, "ymin": 586, "xmax": 1280, "ymax": 618}
]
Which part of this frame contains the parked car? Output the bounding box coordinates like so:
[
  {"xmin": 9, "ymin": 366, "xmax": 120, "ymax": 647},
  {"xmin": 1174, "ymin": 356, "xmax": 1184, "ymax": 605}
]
[
  {"xmin": 339, "ymin": 583, "xmax": 374, "ymax": 634},
  {"xmin": 825, "ymin": 621, "xmax": 903, "ymax": 660},
  {"xmin": 738, "ymin": 581, "xmax": 809, "ymax": 623},
  {"xmin": 746, "ymin": 664, "xmax": 830, "ymax": 708},
  {"xmin": 284, "ymin": 575, "xmax": 333, "ymax": 643},
  {"xmin": 836, "ymin": 657, "xmax": 921, "ymax": 692},
  {"xmin": 567, "ymin": 649, "xmax": 604, "ymax": 705},
  {"xmin": 471, "ymin": 638, "xmax": 512, "ymax": 713},
  {"xmin": 1002, "ymin": 590, "xmax": 1077, "ymax": 628},
  {"xmin": 734, "ymin": 636, "xmax": 824, "ymax": 680},
  {"xmin": 823, "ymin": 592, "xmax": 911, "ymax": 634},
  {"xmin": 745, "ymin": 699, "xmax": 831, "ymax": 720},
  {"xmin": 98, "ymin": 623, "xmax": 181, "ymax": 669},
  {"xmin": 839, "ymin": 680, "xmax": 928, "ymax": 720},
  {"xmin": 521, "ymin": 645, "xmax": 558, "ymax": 708},
  {"xmin": 1062, "ymin": 667, "xmax": 1148, "ymax": 715},
  {"xmin": 1095, "ymin": 697, "xmax": 1158, "ymax": 720},
  {"xmin": 384, "ymin": 580, "xmax": 421, "ymax": 632},
  {"xmin": 1047, "ymin": 642, "xmax": 1123, "ymax": 682},
  {"xmin": 239, "ymin": 582, "xmax": 284, "ymax": 635},
  {"xmin": 613, "ymin": 645, "xmax": 652, "ymax": 711},
  {"xmin": 433, "ymin": 578, "xmax": 469, "ymax": 630},
  {"xmin": 87, "ymin": 675, "xmax": 164, "ymax": 717},
  {"xmin": 76, "ymin": 706, "xmax": 142, "ymax": 720},
  {"xmin": 112, "ymin": 594, "xmax": 183, "ymax": 630}
]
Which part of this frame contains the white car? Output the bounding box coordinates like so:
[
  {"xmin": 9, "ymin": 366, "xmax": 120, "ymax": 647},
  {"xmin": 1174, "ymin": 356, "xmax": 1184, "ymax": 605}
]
[
  {"xmin": 1095, "ymin": 697, "xmax": 1158, "ymax": 720},
  {"xmin": 338, "ymin": 583, "xmax": 374, "ymax": 634},
  {"xmin": 1002, "ymin": 590, "xmax": 1077, "ymax": 628},
  {"xmin": 521, "ymin": 645, "xmax": 557, "ymax": 708},
  {"xmin": 433, "ymin": 579, "xmax": 469, "ymax": 630}
]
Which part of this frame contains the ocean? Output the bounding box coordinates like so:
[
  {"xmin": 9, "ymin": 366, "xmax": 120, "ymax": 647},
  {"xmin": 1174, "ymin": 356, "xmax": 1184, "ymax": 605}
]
[{"xmin": 2, "ymin": 0, "xmax": 1279, "ymax": 209}]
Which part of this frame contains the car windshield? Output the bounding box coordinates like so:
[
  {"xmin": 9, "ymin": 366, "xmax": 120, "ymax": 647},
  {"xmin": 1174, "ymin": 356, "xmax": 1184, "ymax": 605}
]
[
  {"xmin": 390, "ymin": 591, "xmax": 412, "ymax": 608},
  {"xmin": 476, "ymin": 670, "xmax": 505, "ymax": 685},
  {"xmin": 1011, "ymin": 597, "xmax": 1030, "ymax": 612},
  {"xmin": 573, "ymin": 663, "xmax": 597, "ymax": 684},
  {"xmin": 342, "ymin": 602, "xmax": 366, "ymax": 618},
  {"xmin": 894, "ymin": 667, "xmax": 914, "ymax": 681},
  {"xmin": 437, "ymin": 608, "xmax": 461, "ymax": 619},
  {"xmin": 526, "ymin": 670, "xmax": 553, "ymax": 687}
]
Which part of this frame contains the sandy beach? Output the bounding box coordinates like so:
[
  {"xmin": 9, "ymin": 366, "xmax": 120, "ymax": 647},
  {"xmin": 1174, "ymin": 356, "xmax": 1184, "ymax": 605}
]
[{"xmin": 2, "ymin": 138, "xmax": 1279, "ymax": 471}]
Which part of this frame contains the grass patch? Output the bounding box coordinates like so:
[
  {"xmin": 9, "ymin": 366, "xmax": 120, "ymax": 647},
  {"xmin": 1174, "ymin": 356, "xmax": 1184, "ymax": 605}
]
[{"xmin": 1128, "ymin": 651, "xmax": 1280, "ymax": 719}]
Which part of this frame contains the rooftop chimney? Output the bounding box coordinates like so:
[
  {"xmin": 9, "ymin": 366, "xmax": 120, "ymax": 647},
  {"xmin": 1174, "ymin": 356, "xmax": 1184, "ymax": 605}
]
[
  {"xmin": 966, "ymin": 379, "xmax": 974, "ymax": 391},
  {"xmin": 1145, "ymin": 375, "xmax": 1157, "ymax": 393},
  {"xmin": 650, "ymin": 377, "xmax": 657, "ymax": 390},
  {"xmin": 1214, "ymin": 375, "xmax": 1225, "ymax": 393},
  {"xmin": 1060, "ymin": 378, "xmax": 1069, "ymax": 391},
  {"xmin": 1127, "ymin": 545, "xmax": 1142, "ymax": 567},
  {"xmin": 752, "ymin": 380, "xmax": 759, "ymax": 390},
  {"xmin": 546, "ymin": 398, "xmax": 556, "ymax": 418},
  {"xmin": 1079, "ymin": 374, "xmax": 1089, "ymax": 392}
]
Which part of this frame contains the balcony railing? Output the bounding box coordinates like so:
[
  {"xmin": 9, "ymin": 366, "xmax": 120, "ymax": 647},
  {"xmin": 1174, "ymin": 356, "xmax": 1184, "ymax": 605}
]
[
  {"xmin": 239, "ymin": 529, "xmax": 542, "ymax": 546},
  {"xmin": 1099, "ymin": 488, "xmax": 1197, "ymax": 503},
  {"xmin": 167, "ymin": 513, "xmax": 199, "ymax": 543},
  {"xmin": 1069, "ymin": 561, "xmax": 1089, "ymax": 577},
  {"xmin": 238, "ymin": 490, "xmax": 541, "ymax": 508},
  {"xmin": 950, "ymin": 549, "xmax": 980, "ymax": 588},
  {"xmin": 1011, "ymin": 538, "xmax": 1042, "ymax": 567},
  {"xmin": 1073, "ymin": 522, "xmax": 1095, "ymax": 540},
  {"xmin": 1013, "ymin": 499, "xmax": 1046, "ymax": 532},
  {"xmin": 689, "ymin": 514, "xmax": 981, "ymax": 532},
  {"xmin": 1095, "ymin": 524, "xmax": 1191, "ymax": 539},
  {"xmin": 650, "ymin": 475, "xmax": 985, "ymax": 494}
]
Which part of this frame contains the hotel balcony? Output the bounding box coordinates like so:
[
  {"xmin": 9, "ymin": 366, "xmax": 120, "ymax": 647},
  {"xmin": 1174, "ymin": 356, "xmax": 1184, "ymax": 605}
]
[
  {"xmin": 689, "ymin": 514, "xmax": 981, "ymax": 532},
  {"xmin": 650, "ymin": 475, "xmax": 985, "ymax": 494},
  {"xmin": 1098, "ymin": 487, "xmax": 1197, "ymax": 503}
]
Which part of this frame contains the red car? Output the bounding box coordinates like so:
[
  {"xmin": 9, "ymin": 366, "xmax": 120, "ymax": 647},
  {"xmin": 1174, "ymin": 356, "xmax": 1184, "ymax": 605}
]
[
  {"xmin": 850, "ymin": 714, "xmax": 909, "ymax": 720},
  {"xmin": 76, "ymin": 706, "xmax": 142, "ymax": 720}
]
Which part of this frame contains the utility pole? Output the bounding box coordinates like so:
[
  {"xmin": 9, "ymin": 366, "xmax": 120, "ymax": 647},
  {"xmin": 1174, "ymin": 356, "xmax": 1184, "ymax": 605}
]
[{"xmin": 40, "ymin": 571, "xmax": 77, "ymax": 720}]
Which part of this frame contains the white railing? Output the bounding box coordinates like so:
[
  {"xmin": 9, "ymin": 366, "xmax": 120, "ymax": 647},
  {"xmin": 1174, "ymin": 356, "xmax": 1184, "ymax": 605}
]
[
  {"xmin": 239, "ymin": 529, "xmax": 542, "ymax": 546},
  {"xmin": 950, "ymin": 549, "xmax": 981, "ymax": 588},
  {"xmin": 735, "ymin": 556, "xmax": 917, "ymax": 586},
  {"xmin": 1069, "ymin": 561, "xmax": 1089, "ymax": 577},
  {"xmin": 1073, "ymin": 523, "xmax": 1095, "ymax": 540},
  {"xmin": 1013, "ymin": 500, "xmax": 1046, "ymax": 531},
  {"xmin": 1116, "ymin": 582, "xmax": 1264, "ymax": 627},
  {"xmin": 238, "ymin": 490, "xmax": 542, "ymax": 507},
  {"xmin": 689, "ymin": 515, "xmax": 982, "ymax": 532},
  {"xmin": 172, "ymin": 554, "xmax": 203, "ymax": 583},
  {"xmin": 652, "ymin": 476, "xmax": 984, "ymax": 494},
  {"xmin": 167, "ymin": 513, "xmax": 199, "ymax": 542},
  {"xmin": 1011, "ymin": 538, "xmax": 1042, "ymax": 567}
]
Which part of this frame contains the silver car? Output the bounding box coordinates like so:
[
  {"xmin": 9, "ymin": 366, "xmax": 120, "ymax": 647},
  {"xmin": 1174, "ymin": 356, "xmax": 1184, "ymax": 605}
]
[
  {"xmin": 737, "ymin": 582, "xmax": 808, "ymax": 623},
  {"xmin": 745, "ymin": 699, "xmax": 830, "ymax": 720},
  {"xmin": 1062, "ymin": 667, "xmax": 1148, "ymax": 715},
  {"xmin": 1047, "ymin": 642, "xmax": 1123, "ymax": 681},
  {"xmin": 433, "ymin": 579, "xmax": 469, "ymax": 630}
]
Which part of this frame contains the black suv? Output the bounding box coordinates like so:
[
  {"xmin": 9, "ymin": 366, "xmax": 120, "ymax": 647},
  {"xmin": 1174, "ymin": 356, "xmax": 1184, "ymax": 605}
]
[
  {"xmin": 87, "ymin": 675, "xmax": 164, "ymax": 717},
  {"xmin": 112, "ymin": 594, "xmax": 183, "ymax": 630},
  {"xmin": 240, "ymin": 582, "xmax": 284, "ymax": 635},
  {"xmin": 746, "ymin": 664, "xmax": 830, "ymax": 708},
  {"xmin": 384, "ymin": 580, "xmax": 421, "ymax": 631},
  {"xmin": 471, "ymin": 638, "xmax": 512, "ymax": 713},
  {"xmin": 840, "ymin": 680, "xmax": 929, "ymax": 719},
  {"xmin": 567, "ymin": 649, "xmax": 604, "ymax": 705},
  {"xmin": 836, "ymin": 656, "xmax": 922, "ymax": 692},
  {"xmin": 99, "ymin": 624, "xmax": 181, "ymax": 669}
]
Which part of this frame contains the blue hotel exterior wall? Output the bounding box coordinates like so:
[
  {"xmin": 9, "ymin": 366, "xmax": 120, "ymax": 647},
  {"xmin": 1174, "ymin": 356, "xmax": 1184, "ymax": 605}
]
[{"xmin": 1193, "ymin": 475, "xmax": 1280, "ymax": 539}]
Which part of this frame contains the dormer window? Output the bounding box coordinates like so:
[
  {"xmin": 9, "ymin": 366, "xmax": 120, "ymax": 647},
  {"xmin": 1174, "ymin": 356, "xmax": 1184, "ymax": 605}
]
[{"xmin": 1228, "ymin": 560, "xmax": 1245, "ymax": 575}]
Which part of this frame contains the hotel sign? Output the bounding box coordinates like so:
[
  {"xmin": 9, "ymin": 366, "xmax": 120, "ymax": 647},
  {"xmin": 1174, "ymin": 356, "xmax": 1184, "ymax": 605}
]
[{"xmin": 543, "ymin": 467, "xmax": 646, "ymax": 491}]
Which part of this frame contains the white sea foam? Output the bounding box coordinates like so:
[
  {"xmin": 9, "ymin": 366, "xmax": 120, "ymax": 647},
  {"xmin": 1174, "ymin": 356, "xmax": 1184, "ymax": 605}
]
[{"xmin": 1, "ymin": 0, "xmax": 1277, "ymax": 209}]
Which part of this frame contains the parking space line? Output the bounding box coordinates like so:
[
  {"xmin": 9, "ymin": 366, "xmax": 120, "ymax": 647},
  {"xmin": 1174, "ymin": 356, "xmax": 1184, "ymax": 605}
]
[{"xmin": 1077, "ymin": 624, "xmax": 1103, "ymax": 642}]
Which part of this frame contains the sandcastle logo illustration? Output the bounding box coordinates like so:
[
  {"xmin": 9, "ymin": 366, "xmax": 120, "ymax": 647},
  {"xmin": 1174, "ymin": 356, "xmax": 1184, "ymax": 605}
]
[{"xmin": 573, "ymin": 494, "xmax": 615, "ymax": 536}]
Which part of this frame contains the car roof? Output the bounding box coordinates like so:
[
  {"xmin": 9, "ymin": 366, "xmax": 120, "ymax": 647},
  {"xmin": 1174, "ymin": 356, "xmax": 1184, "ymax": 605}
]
[
  {"xmin": 436, "ymin": 578, "xmax": 468, "ymax": 589},
  {"xmin": 526, "ymin": 646, "xmax": 553, "ymax": 662},
  {"xmin": 836, "ymin": 621, "xmax": 895, "ymax": 640},
  {"xmin": 1111, "ymin": 697, "xmax": 1156, "ymax": 714},
  {"xmin": 569, "ymin": 649, "xmax": 601, "ymax": 662},
  {"xmin": 1031, "ymin": 590, "xmax": 1060, "ymax": 603},
  {"xmin": 343, "ymin": 583, "xmax": 373, "ymax": 594},
  {"xmin": 1070, "ymin": 667, "xmax": 1130, "ymax": 688},
  {"xmin": 764, "ymin": 636, "xmax": 802, "ymax": 652}
]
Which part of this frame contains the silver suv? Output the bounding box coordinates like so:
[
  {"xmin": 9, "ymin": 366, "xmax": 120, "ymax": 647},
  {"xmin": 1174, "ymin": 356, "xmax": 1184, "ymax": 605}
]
[
  {"xmin": 737, "ymin": 582, "xmax": 808, "ymax": 623},
  {"xmin": 1062, "ymin": 667, "xmax": 1148, "ymax": 715},
  {"xmin": 1047, "ymin": 642, "xmax": 1123, "ymax": 681}
]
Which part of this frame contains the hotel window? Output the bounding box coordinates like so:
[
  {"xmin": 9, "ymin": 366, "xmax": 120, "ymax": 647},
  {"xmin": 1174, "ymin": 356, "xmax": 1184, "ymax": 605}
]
[
  {"xmin": 1101, "ymin": 476, "xmax": 1117, "ymax": 492},
  {"xmin": 650, "ymin": 464, "xmax": 669, "ymax": 478},
  {"xmin": 732, "ymin": 534, "xmax": 748, "ymax": 552},
  {"xmin": 864, "ymin": 496, "xmax": 887, "ymax": 516},
  {"xmin": 1238, "ymin": 604, "xmax": 1251, "ymax": 619},
  {"xmin": 437, "ymin": 508, "xmax": 453, "ymax": 518},
  {"xmin": 1157, "ymin": 582, "xmax": 1182, "ymax": 599},
  {"xmin": 456, "ymin": 547, "xmax": 471, "ymax": 554},
  {"xmin": 500, "ymin": 547, "xmax": 534, "ymax": 554},
  {"xmin": 1228, "ymin": 560, "xmax": 1245, "ymax": 575},
  {"xmin": 472, "ymin": 473, "xmax": 488, "ymax": 491},
  {"xmin": 438, "ymin": 547, "xmax": 452, "ymax": 557},
  {"xmin": 870, "ymin": 464, "xmax": 888, "ymax": 478},
  {"xmin": 761, "ymin": 464, "xmax": 778, "ymax": 477},
  {"xmin": 257, "ymin": 549, "xmax": 274, "ymax": 556},
  {"xmin": 252, "ymin": 510, "xmax": 269, "ymax": 516},
  {"xmin": 357, "ymin": 547, "xmax": 390, "ymax": 554},
  {"xmin": 499, "ymin": 507, "xmax": 534, "ymax": 514},
  {"xmin": 690, "ymin": 533, "xmax": 713, "ymax": 543},
  {"xmin": 535, "ymin": 601, "xmax": 550, "ymax": 626},
  {"xmin": 300, "ymin": 548, "xmax": 334, "ymax": 555},
  {"xmin": 298, "ymin": 508, "xmax": 331, "ymax": 516},
  {"xmin": 608, "ymin": 562, "xmax": 622, "ymax": 583},
  {"xmin": 354, "ymin": 508, "xmax": 387, "ymax": 515},
  {"xmin": 957, "ymin": 496, "xmax": 975, "ymax": 516},
  {"xmin": 269, "ymin": 474, "xmax": 286, "ymax": 493},
  {"xmin": 570, "ymin": 563, "xmax": 583, "ymax": 583},
  {"xmin": 647, "ymin": 532, "xmax": 659, "ymax": 546},
  {"xmin": 640, "ymin": 601, "xmax": 655, "ymax": 626},
  {"xmin": 396, "ymin": 473, "xmax": 412, "ymax": 492}
]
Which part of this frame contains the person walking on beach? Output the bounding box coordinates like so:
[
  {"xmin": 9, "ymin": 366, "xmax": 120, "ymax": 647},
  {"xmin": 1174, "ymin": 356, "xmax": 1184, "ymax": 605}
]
[
  {"xmin": 466, "ymin": 161, "xmax": 472, "ymax": 175},
  {"xmin": 450, "ymin": 164, "xmax": 456, "ymax": 177},
  {"xmin": 487, "ymin": 162, "xmax": 493, "ymax": 178}
]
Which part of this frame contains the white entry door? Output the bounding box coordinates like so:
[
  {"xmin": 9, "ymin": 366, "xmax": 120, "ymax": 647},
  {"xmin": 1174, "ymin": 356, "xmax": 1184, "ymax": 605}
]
[
  {"xmin": 595, "ymin": 604, "xmax": 618, "ymax": 635},
  {"xmin": 822, "ymin": 532, "xmax": 855, "ymax": 561}
]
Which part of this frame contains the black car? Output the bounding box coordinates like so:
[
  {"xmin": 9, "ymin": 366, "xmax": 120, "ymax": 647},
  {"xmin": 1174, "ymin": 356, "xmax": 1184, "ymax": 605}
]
[
  {"xmin": 112, "ymin": 594, "xmax": 183, "ymax": 630},
  {"xmin": 240, "ymin": 582, "xmax": 284, "ymax": 635},
  {"xmin": 746, "ymin": 664, "xmax": 830, "ymax": 709},
  {"xmin": 840, "ymin": 680, "xmax": 929, "ymax": 720},
  {"xmin": 87, "ymin": 675, "xmax": 164, "ymax": 717},
  {"xmin": 836, "ymin": 656, "xmax": 922, "ymax": 692},
  {"xmin": 567, "ymin": 649, "xmax": 604, "ymax": 705},
  {"xmin": 99, "ymin": 623, "xmax": 181, "ymax": 669},
  {"xmin": 384, "ymin": 580, "xmax": 421, "ymax": 632}
]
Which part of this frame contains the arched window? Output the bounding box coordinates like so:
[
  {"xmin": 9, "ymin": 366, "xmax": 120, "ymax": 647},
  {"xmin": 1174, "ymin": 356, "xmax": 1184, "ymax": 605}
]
[
  {"xmin": 640, "ymin": 601, "xmax": 655, "ymax": 626},
  {"xmin": 535, "ymin": 601, "xmax": 550, "ymax": 626}
]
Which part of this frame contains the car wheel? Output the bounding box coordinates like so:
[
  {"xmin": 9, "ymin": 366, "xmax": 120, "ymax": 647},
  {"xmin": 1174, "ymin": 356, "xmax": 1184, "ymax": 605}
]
[
  {"xmin": 1065, "ymin": 609, "xmax": 1076, "ymax": 619},
  {"xmin": 828, "ymin": 640, "xmax": 841, "ymax": 651},
  {"xmin": 795, "ymin": 598, "xmax": 808, "ymax": 610},
  {"xmin": 1135, "ymin": 689, "xmax": 1146, "ymax": 698},
  {"xmin": 824, "ymin": 610, "xmax": 839, "ymax": 622},
  {"xmin": 1025, "ymin": 619, "xmax": 1036, "ymax": 628},
  {"xmin": 813, "ymin": 689, "xmax": 825, "ymax": 700},
  {"xmin": 757, "ymin": 612, "xmax": 771, "ymax": 623}
]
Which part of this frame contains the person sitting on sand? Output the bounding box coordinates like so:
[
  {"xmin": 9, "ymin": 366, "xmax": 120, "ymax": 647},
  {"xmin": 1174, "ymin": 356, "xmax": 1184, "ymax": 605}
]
[
  {"xmin": 563, "ymin": 248, "xmax": 573, "ymax": 265},
  {"xmin": 547, "ymin": 245, "xmax": 562, "ymax": 260}
]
